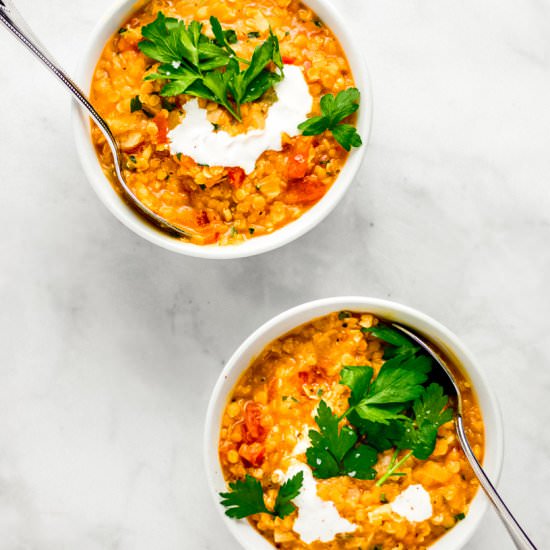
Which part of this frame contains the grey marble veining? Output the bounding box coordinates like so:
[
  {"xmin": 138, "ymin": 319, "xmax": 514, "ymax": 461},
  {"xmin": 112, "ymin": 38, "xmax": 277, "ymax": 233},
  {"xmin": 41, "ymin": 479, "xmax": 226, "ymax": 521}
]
[{"xmin": 0, "ymin": 0, "xmax": 549, "ymax": 548}]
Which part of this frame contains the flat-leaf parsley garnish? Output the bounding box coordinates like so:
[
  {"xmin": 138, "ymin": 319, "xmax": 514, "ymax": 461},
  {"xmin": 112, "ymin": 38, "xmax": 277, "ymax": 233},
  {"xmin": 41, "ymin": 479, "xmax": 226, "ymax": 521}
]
[
  {"xmin": 219, "ymin": 472, "xmax": 303, "ymax": 519},
  {"xmin": 304, "ymin": 323, "xmax": 454, "ymax": 486},
  {"xmin": 138, "ymin": 13, "xmax": 283, "ymax": 120},
  {"xmin": 298, "ymin": 87, "xmax": 362, "ymax": 151},
  {"xmin": 375, "ymin": 383, "xmax": 454, "ymax": 486}
]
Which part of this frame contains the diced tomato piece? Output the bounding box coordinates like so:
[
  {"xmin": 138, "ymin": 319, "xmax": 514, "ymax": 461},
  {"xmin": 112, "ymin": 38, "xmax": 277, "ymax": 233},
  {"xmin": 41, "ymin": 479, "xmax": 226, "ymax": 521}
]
[
  {"xmin": 285, "ymin": 176, "xmax": 327, "ymax": 205},
  {"xmin": 282, "ymin": 55, "xmax": 295, "ymax": 65},
  {"xmin": 244, "ymin": 401, "xmax": 266, "ymax": 442},
  {"xmin": 176, "ymin": 207, "xmax": 221, "ymax": 244},
  {"xmin": 227, "ymin": 167, "xmax": 246, "ymax": 189},
  {"xmin": 123, "ymin": 142, "xmax": 145, "ymax": 155},
  {"xmin": 298, "ymin": 367, "xmax": 325, "ymax": 386},
  {"xmin": 287, "ymin": 138, "xmax": 312, "ymax": 180},
  {"xmin": 117, "ymin": 35, "xmax": 140, "ymax": 53},
  {"xmin": 238, "ymin": 442, "xmax": 265, "ymax": 467},
  {"xmin": 196, "ymin": 210, "xmax": 210, "ymax": 227},
  {"xmin": 153, "ymin": 113, "xmax": 169, "ymax": 145}
]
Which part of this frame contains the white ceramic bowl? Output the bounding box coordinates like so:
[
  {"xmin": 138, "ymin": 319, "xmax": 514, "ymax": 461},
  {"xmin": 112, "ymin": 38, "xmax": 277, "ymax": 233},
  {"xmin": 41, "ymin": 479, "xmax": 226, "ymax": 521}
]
[
  {"xmin": 72, "ymin": 0, "xmax": 372, "ymax": 259},
  {"xmin": 204, "ymin": 297, "xmax": 503, "ymax": 549}
]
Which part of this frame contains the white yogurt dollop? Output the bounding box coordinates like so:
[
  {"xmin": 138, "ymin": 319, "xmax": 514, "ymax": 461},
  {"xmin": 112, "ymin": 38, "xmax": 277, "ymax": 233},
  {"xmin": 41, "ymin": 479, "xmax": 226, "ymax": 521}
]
[
  {"xmin": 168, "ymin": 65, "xmax": 313, "ymax": 174},
  {"xmin": 285, "ymin": 462, "xmax": 357, "ymax": 544},
  {"xmin": 390, "ymin": 484, "xmax": 433, "ymax": 522}
]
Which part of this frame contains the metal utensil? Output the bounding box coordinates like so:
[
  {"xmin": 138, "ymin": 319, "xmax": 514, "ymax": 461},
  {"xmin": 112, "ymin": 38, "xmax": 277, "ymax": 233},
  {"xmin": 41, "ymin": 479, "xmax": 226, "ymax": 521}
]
[
  {"xmin": 0, "ymin": 0, "xmax": 190, "ymax": 239},
  {"xmin": 392, "ymin": 323, "xmax": 537, "ymax": 550}
]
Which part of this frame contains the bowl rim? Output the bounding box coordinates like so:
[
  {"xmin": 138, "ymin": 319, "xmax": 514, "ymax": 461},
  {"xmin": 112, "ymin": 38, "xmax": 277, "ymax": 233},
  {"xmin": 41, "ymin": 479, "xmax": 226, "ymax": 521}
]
[
  {"xmin": 204, "ymin": 296, "xmax": 504, "ymax": 550},
  {"xmin": 71, "ymin": 0, "xmax": 373, "ymax": 259}
]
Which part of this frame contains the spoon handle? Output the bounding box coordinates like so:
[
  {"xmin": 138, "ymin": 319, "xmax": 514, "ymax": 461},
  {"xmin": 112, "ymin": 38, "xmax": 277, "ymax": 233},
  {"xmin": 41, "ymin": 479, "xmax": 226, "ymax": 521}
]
[
  {"xmin": 456, "ymin": 415, "xmax": 537, "ymax": 549},
  {"xmin": 0, "ymin": 0, "xmax": 118, "ymax": 158},
  {"xmin": 0, "ymin": 1, "xmax": 190, "ymax": 238}
]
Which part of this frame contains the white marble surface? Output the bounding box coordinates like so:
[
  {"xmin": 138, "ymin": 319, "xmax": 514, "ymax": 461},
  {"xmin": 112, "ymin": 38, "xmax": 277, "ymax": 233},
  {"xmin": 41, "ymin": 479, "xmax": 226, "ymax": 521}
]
[{"xmin": 0, "ymin": 0, "xmax": 549, "ymax": 548}]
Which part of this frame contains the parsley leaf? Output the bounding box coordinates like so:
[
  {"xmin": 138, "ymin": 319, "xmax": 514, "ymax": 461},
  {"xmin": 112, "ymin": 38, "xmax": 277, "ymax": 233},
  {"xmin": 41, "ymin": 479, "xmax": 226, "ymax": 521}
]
[
  {"xmin": 306, "ymin": 401, "xmax": 377, "ymax": 480},
  {"xmin": 397, "ymin": 383, "xmax": 454, "ymax": 460},
  {"xmin": 299, "ymin": 87, "xmax": 362, "ymax": 151},
  {"xmin": 273, "ymin": 471, "xmax": 304, "ymax": 518},
  {"xmin": 139, "ymin": 13, "xmax": 200, "ymax": 66},
  {"xmin": 209, "ymin": 16, "xmax": 237, "ymax": 56},
  {"xmin": 228, "ymin": 31, "xmax": 283, "ymax": 106},
  {"xmin": 332, "ymin": 124, "xmax": 362, "ymax": 150},
  {"xmin": 312, "ymin": 400, "xmax": 357, "ymax": 461},
  {"xmin": 145, "ymin": 64, "xmax": 201, "ymax": 96},
  {"xmin": 340, "ymin": 357, "xmax": 431, "ymax": 426},
  {"xmin": 375, "ymin": 383, "xmax": 454, "ymax": 486},
  {"xmin": 362, "ymin": 325, "xmax": 420, "ymax": 360},
  {"xmin": 219, "ymin": 473, "xmax": 303, "ymax": 519},
  {"xmin": 363, "ymin": 355, "xmax": 431, "ymax": 405},
  {"xmin": 219, "ymin": 475, "xmax": 270, "ymax": 518},
  {"xmin": 350, "ymin": 416, "xmax": 405, "ymax": 452},
  {"xmin": 340, "ymin": 365, "xmax": 373, "ymax": 406},
  {"xmin": 342, "ymin": 444, "xmax": 379, "ymax": 479}
]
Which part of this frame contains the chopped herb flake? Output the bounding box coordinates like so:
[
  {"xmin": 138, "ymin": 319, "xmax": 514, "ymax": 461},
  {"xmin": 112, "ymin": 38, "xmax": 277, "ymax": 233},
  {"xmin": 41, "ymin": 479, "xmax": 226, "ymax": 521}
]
[
  {"xmin": 161, "ymin": 97, "xmax": 176, "ymax": 111},
  {"xmin": 130, "ymin": 95, "xmax": 142, "ymax": 113}
]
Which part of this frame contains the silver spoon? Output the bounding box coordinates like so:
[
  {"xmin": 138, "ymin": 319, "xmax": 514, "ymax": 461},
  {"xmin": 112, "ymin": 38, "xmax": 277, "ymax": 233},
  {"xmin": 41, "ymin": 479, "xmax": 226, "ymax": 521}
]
[
  {"xmin": 392, "ymin": 323, "xmax": 537, "ymax": 550},
  {"xmin": 0, "ymin": 0, "xmax": 190, "ymax": 239}
]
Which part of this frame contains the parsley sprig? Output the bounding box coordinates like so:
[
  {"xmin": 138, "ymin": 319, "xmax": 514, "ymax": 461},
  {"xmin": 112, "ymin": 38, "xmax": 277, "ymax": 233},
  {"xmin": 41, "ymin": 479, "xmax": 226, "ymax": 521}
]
[
  {"xmin": 374, "ymin": 383, "xmax": 453, "ymax": 485},
  {"xmin": 340, "ymin": 354, "xmax": 431, "ymax": 425},
  {"xmin": 219, "ymin": 472, "xmax": 303, "ymax": 519},
  {"xmin": 298, "ymin": 88, "xmax": 362, "ymax": 151},
  {"xmin": 138, "ymin": 13, "xmax": 283, "ymax": 120},
  {"xmin": 306, "ymin": 400, "xmax": 378, "ymax": 480}
]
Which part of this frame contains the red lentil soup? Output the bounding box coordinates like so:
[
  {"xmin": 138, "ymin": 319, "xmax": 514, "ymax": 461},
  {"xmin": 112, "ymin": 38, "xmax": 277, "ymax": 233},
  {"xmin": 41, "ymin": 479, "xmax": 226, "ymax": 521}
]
[
  {"xmin": 91, "ymin": 0, "xmax": 358, "ymax": 245},
  {"xmin": 218, "ymin": 312, "xmax": 485, "ymax": 549}
]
